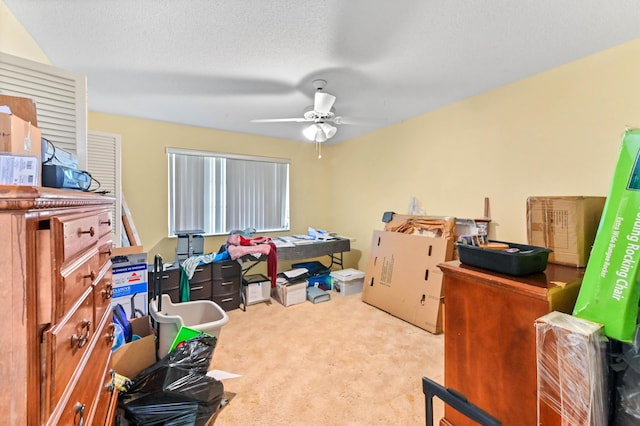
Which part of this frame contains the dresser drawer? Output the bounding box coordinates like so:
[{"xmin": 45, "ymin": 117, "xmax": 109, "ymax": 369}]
[
  {"xmin": 45, "ymin": 288, "xmax": 95, "ymax": 409},
  {"xmin": 49, "ymin": 312, "xmax": 113, "ymax": 426},
  {"xmin": 212, "ymin": 276, "xmax": 240, "ymax": 297},
  {"xmin": 93, "ymin": 263, "xmax": 113, "ymax": 327},
  {"xmin": 213, "ymin": 293, "xmax": 241, "ymax": 311},
  {"xmin": 97, "ymin": 210, "xmax": 113, "ymax": 238},
  {"xmin": 61, "ymin": 250, "xmax": 101, "ymax": 318},
  {"xmin": 190, "ymin": 263, "xmax": 212, "ymax": 284},
  {"xmin": 55, "ymin": 213, "xmax": 100, "ymax": 264},
  {"xmin": 98, "ymin": 234, "xmax": 113, "ymax": 266},
  {"xmin": 211, "ymin": 260, "xmax": 240, "ymax": 279},
  {"xmin": 189, "ymin": 281, "xmax": 212, "ymax": 300}
]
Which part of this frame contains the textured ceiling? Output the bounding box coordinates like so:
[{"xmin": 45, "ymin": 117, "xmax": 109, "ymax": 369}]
[{"xmin": 5, "ymin": 0, "xmax": 640, "ymax": 145}]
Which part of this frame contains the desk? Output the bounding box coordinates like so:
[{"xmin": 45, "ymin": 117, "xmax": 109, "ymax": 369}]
[
  {"xmin": 275, "ymin": 237, "xmax": 350, "ymax": 266},
  {"xmin": 239, "ymin": 237, "xmax": 350, "ymax": 280}
]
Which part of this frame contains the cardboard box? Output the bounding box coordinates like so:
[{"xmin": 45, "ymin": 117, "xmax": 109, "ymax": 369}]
[
  {"xmin": 0, "ymin": 112, "xmax": 42, "ymax": 158},
  {"xmin": 535, "ymin": 311, "xmax": 607, "ymax": 425},
  {"xmin": 243, "ymin": 274, "xmax": 271, "ymax": 305},
  {"xmin": 0, "ymin": 94, "xmax": 38, "ymax": 126},
  {"xmin": 362, "ymin": 230, "xmax": 453, "ymax": 334},
  {"xmin": 330, "ymin": 268, "xmax": 365, "ymax": 296},
  {"xmin": 0, "ymin": 153, "xmax": 39, "ymax": 185},
  {"xmin": 111, "ymin": 253, "xmax": 148, "ymax": 319},
  {"xmin": 111, "ymin": 316, "xmax": 157, "ymax": 379},
  {"xmin": 271, "ymin": 280, "xmax": 307, "ymax": 307},
  {"xmin": 527, "ymin": 196, "xmax": 606, "ymax": 267}
]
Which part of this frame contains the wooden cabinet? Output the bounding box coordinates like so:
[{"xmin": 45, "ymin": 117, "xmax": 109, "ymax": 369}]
[
  {"xmin": 211, "ymin": 260, "xmax": 241, "ymax": 311},
  {"xmin": 0, "ymin": 186, "xmax": 115, "ymax": 425},
  {"xmin": 437, "ymin": 261, "xmax": 584, "ymax": 426},
  {"xmin": 149, "ymin": 260, "xmax": 241, "ymax": 311}
]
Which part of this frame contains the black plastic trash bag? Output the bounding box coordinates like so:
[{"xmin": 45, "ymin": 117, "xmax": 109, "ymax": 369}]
[{"xmin": 119, "ymin": 334, "xmax": 224, "ymax": 425}]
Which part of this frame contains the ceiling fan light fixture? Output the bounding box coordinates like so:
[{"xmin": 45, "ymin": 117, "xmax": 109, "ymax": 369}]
[
  {"xmin": 319, "ymin": 122, "xmax": 337, "ymax": 139},
  {"xmin": 302, "ymin": 124, "xmax": 319, "ymax": 141},
  {"xmin": 302, "ymin": 122, "xmax": 336, "ymax": 142}
]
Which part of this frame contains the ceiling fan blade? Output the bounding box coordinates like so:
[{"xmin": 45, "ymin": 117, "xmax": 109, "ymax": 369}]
[
  {"xmin": 314, "ymin": 92, "xmax": 336, "ymax": 114},
  {"xmin": 250, "ymin": 117, "xmax": 310, "ymax": 123}
]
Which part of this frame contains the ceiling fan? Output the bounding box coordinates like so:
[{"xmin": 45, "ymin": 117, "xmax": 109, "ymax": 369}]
[{"xmin": 251, "ymin": 79, "xmax": 349, "ymax": 157}]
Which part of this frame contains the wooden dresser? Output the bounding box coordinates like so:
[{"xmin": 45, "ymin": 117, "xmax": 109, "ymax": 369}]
[
  {"xmin": 0, "ymin": 186, "xmax": 117, "ymax": 425},
  {"xmin": 437, "ymin": 261, "xmax": 584, "ymax": 426}
]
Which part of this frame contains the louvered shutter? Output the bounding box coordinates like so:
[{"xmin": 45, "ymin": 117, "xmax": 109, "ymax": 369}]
[
  {"xmin": 0, "ymin": 52, "xmax": 87, "ymax": 168},
  {"xmin": 87, "ymin": 130, "xmax": 122, "ymax": 246}
]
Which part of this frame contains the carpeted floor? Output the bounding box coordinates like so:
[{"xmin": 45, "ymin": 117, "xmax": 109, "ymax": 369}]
[{"xmin": 211, "ymin": 291, "xmax": 445, "ymax": 425}]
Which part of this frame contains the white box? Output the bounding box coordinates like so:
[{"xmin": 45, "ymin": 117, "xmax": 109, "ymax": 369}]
[
  {"xmin": 111, "ymin": 253, "xmax": 148, "ymax": 318},
  {"xmin": 243, "ymin": 274, "xmax": 271, "ymax": 305},
  {"xmin": 271, "ymin": 280, "xmax": 307, "ymax": 306},
  {"xmin": 331, "ymin": 268, "xmax": 365, "ymax": 296}
]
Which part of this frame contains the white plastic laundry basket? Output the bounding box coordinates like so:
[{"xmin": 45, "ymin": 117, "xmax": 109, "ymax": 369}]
[{"xmin": 149, "ymin": 294, "xmax": 229, "ymax": 358}]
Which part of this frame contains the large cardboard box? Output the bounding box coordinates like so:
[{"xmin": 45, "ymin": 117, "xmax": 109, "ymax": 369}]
[
  {"xmin": 362, "ymin": 230, "xmax": 453, "ymax": 334},
  {"xmin": 527, "ymin": 196, "xmax": 606, "ymax": 267},
  {"xmin": 111, "ymin": 252, "xmax": 149, "ymax": 319}
]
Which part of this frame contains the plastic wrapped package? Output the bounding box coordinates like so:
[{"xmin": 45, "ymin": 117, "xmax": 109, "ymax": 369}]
[
  {"xmin": 119, "ymin": 334, "xmax": 224, "ymax": 425},
  {"xmin": 535, "ymin": 311, "xmax": 608, "ymax": 425}
]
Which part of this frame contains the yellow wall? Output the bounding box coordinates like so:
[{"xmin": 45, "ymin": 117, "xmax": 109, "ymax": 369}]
[
  {"xmin": 329, "ymin": 40, "xmax": 640, "ymax": 268},
  {"xmin": 0, "ymin": 1, "xmax": 49, "ymax": 63},
  {"xmin": 3, "ymin": 1, "xmax": 638, "ymax": 269},
  {"xmin": 88, "ymin": 114, "xmax": 334, "ymax": 265}
]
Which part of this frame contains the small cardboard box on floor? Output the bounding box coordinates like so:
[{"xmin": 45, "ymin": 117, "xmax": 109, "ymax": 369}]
[
  {"xmin": 527, "ymin": 196, "xmax": 606, "ymax": 267},
  {"xmin": 362, "ymin": 230, "xmax": 454, "ymax": 334},
  {"xmin": 111, "ymin": 316, "xmax": 157, "ymax": 379},
  {"xmin": 272, "ymin": 279, "xmax": 307, "ymax": 306}
]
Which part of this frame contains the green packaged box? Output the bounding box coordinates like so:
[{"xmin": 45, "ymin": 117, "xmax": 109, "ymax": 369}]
[{"xmin": 573, "ymin": 129, "xmax": 640, "ymax": 342}]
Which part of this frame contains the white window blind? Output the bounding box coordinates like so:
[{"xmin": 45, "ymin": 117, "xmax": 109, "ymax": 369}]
[
  {"xmin": 87, "ymin": 130, "xmax": 122, "ymax": 246},
  {"xmin": 168, "ymin": 148, "xmax": 290, "ymax": 236},
  {"xmin": 0, "ymin": 52, "xmax": 87, "ymax": 168}
]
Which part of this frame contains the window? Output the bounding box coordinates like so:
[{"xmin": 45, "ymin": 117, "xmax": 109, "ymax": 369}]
[{"xmin": 167, "ymin": 148, "xmax": 290, "ymax": 236}]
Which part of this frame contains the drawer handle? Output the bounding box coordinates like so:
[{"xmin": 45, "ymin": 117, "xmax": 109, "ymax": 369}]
[
  {"xmin": 101, "ymin": 218, "xmax": 112, "ymax": 226},
  {"xmin": 84, "ymin": 270, "xmax": 97, "ymax": 281},
  {"xmin": 101, "ymin": 247, "xmax": 113, "ymax": 256},
  {"xmin": 161, "ymin": 275, "xmax": 170, "ymax": 279},
  {"xmin": 74, "ymin": 402, "xmax": 85, "ymax": 426},
  {"xmin": 194, "ymin": 268, "xmax": 204, "ymax": 272},
  {"xmin": 71, "ymin": 319, "xmax": 92, "ymax": 349},
  {"xmin": 191, "ymin": 286, "xmax": 204, "ymax": 291},
  {"xmin": 102, "ymin": 282, "xmax": 113, "ymax": 299},
  {"xmin": 79, "ymin": 226, "xmax": 95, "ymax": 237},
  {"xmin": 220, "ymin": 297, "xmax": 233, "ymax": 303},
  {"xmin": 106, "ymin": 323, "xmax": 116, "ymax": 342},
  {"xmin": 221, "ymin": 281, "xmax": 234, "ymax": 286},
  {"xmin": 221, "ymin": 265, "xmax": 232, "ymax": 269}
]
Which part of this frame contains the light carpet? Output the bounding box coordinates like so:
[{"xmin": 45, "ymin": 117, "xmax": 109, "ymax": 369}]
[{"xmin": 211, "ymin": 292, "xmax": 444, "ymax": 425}]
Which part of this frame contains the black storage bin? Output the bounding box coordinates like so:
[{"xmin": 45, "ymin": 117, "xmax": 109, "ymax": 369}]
[{"xmin": 456, "ymin": 240, "xmax": 551, "ymax": 276}]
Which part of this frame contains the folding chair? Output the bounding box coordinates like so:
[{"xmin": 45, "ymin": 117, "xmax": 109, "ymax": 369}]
[{"xmin": 422, "ymin": 376, "xmax": 501, "ymax": 426}]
